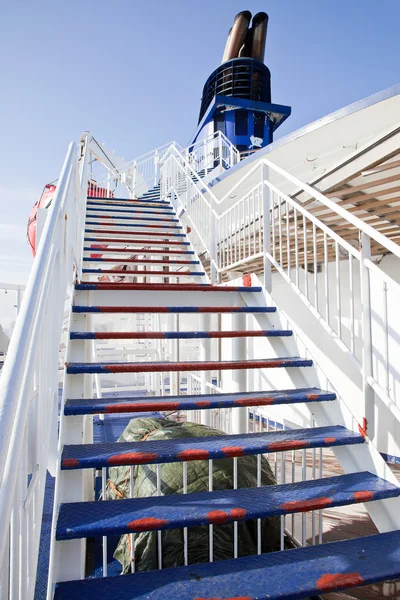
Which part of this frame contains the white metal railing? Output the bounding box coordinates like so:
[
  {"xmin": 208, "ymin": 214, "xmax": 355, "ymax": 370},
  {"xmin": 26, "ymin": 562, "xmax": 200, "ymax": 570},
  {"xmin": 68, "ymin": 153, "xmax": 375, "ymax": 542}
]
[
  {"xmin": 160, "ymin": 151, "xmax": 400, "ymax": 445},
  {"xmin": 95, "ymin": 131, "xmax": 239, "ymax": 200},
  {"xmin": 0, "ymin": 138, "xmax": 90, "ymax": 599},
  {"xmin": 183, "ymin": 131, "xmax": 240, "ymax": 175}
]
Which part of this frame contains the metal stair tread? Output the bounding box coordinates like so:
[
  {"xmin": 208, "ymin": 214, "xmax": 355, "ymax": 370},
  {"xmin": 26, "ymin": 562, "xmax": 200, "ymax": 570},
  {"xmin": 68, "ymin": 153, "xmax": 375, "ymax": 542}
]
[
  {"xmin": 82, "ymin": 258, "xmax": 200, "ymax": 265},
  {"xmin": 53, "ymin": 530, "xmax": 400, "ymax": 600},
  {"xmin": 71, "ymin": 305, "xmax": 277, "ymax": 313},
  {"xmin": 75, "ymin": 283, "xmax": 262, "ymax": 291},
  {"xmin": 85, "ymin": 221, "xmax": 182, "ymax": 229},
  {"xmin": 83, "ymin": 247, "xmax": 194, "ymax": 255},
  {"xmin": 81, "ymin": 269, "xmax": 205, "ymax": 276},
  {"xmin": 61, "ymin": 425, "xmax": 363, "ymax": 469},
  {"xmin": 66, "ymin": 357, "xmax": 313, "ymax": 374},
  {"xmin": 64, "ymin": 387, "xmax": 334, "ymax": 415},
  {"xmin": 88, "ymin": 196, "xmax": 166, "ymax": 204},
  {"xmin": 84, "ymin": 237, "xmax": 190, "ymax": 245},
  {"xmin": 56, "ymin": 471, "xmax": 400, "ymax": 540},
  {"xmin": 85, "ymin": 228, "xmax": 186, "ymax": 237},
  {"xmin": 69, "ymin": 328, "xmax": 291, "ymax": 339}
]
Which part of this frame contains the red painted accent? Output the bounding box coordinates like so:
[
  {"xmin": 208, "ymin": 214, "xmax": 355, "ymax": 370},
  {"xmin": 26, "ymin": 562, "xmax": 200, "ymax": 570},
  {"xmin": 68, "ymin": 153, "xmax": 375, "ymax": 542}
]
[
  {"xmin": 128, "ymin": 517, "xmax": 169, "ymax": 531},
  {"xmin": 62, "ymin": 458, "xmax": 79, "ymax": 468},
  {"xmin": 79, "ymin": 283, "xmax": 249, "ymax": 292},
  {"xmin": 177, "ymin": 449, "xmax": 210, "ymax": 460},
  {"xmin": 91, "ymin": 248, "xmax": 189, "ymax": 255},
  {"xmin": 316, "ymin": 572, "xmax": 364, "ymax": 592},
  {"xmin": 95, "ymin": 332, "xmax": 166, "ymax": 339},
  {"xmin": 105, "ymin": 402, "xmax": 181, "ymax": 413},
  {"xmin": 86, "ymin": 229, "xmax": 182, "ymax": 237},
  {"xmin": 353, "ymin": 490, "xmax": 374, "ymax": 502},
  {"xmin": 88, "ymin": 200, "xmax": 167, "ymax": 208},
  {"xmin": 195, "ymin": 597, "xmax": 251, "ymax": 600},
  {"xmin": 306, "ymin": 393, "xmax": 321, "ymax": 400},
  {"xmin": 101, "ymin": 359, "xmax": 294, "ymax": 373},
  {"xmin": 86, "ymin": 269, "xmax": 193, "ymax": 276},
  {"xmin": 99, "ymin": 257, "xmax": 194, "ymax": 264},
  {"xmin": 242, "ymin": 274, "xmax": 252, "ymax": 287},
  {"xmin": 93, "ymin": 214, "xmax": 173, "ymax": 222},
  {"xmin": 280, "ymin": 497, "xmax": 333, "ymax": 513},
  {"xmin": 107, "ymin": 451, "xmax": 158, "ymax": 465},
  {"xmin": 207, "ymin": 510, "xmax": 229, "ymax": 525},
  {"xmin": 84, "ymin": 237, "xmax": 187, "ymax": 245},
  {"xmin": 324, "ymin": 437, "xmax": 337, "ymax": 444},
  {"xmin": 268, "ymin": 440, "xmax": 310, "ymax": 451},
  {"xmin": 229, "ymin": 507, "xmax": 247, "ymax": 519},
  {"xmin": 89, "ymin": 222, "xmax": 178, "ymax": 229},
  {"xmin": 358, "ymin": 417, "xmax": 368, "ymax": 438},
  {"xmin": 195, "ymin": 400, "xmax": 212, "ymax": 408},
  {"xmin": 234, "ymin": 396, "xmax": 275, "ymax": 407},
  {"xmin": 221, "ymin": 446, "xmax": 246, "ymax": 457},
  {"xmin": 187, "ymin": 226, "xmax": 191, "ymax": 233}
]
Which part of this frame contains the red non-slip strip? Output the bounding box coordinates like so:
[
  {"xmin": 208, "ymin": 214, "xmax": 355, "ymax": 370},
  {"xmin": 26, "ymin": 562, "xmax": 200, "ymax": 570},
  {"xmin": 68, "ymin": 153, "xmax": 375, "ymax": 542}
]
[
  {"xmin": 102, "ymin": 359, "xmax": 288, "ymax": 372},
  {"xmin": 86, "ymin": 230, "xmax": 184, "ymax": 237},
  {"xmin": 94, "ymin": 258, "xmax": 195, "ymax": 265},
  {"xmin": 79, "ymin": 283, "xmax": 208, "ymax": 289},
  {"xmin": 85, "ymin": 238, "xmax": 188, "ymax": 246},
  {"xmin": 83, "ymin": 270, "xmax": 195, "ymax": 276},
  {"xmin": 86, "ymin": 248, "xmax": 190, "ymax": 255},
  {"xmin": 92, "ymin": 331, "xmax": 266, "ymax": 339}
]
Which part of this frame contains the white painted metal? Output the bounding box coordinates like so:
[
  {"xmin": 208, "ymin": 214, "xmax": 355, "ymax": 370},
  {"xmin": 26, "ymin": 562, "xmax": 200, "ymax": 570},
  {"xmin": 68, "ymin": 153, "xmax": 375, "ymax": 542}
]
[
  {"xmin": 3, "ymin": 116, "xmax": 400, "ymax": 596},
  {"xmin": 0, "ymin": 138, "xmax": 90, "ymax": 599}
]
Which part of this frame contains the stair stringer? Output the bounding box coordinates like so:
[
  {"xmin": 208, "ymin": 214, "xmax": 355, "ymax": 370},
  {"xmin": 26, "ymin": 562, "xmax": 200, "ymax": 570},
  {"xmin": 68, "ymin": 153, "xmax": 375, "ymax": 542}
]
[
  {"xmin": 47, "ymin": 292, "xmax": 99, "ymax": 594},
  {"xmin": 234, "ymin": 273, "xmax": 400, "ymax": 534}
]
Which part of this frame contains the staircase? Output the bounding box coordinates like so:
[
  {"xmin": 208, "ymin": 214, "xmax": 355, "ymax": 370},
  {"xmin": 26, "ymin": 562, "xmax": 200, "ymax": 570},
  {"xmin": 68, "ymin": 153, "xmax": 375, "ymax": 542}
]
[
  {"xmin": 48, "ymin": 182, "xmax": 400, "ymax": 599},
  {"xmin": 2, "ymin": 135, "xmax": 400, "ymax": 600}
]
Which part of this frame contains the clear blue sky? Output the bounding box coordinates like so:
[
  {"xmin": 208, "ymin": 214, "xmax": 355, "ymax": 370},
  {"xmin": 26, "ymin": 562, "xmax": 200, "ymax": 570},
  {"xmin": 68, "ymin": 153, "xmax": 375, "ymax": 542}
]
[{"xmin": 0, "ymin": 0, "xmax": 399, "ymax": 300}]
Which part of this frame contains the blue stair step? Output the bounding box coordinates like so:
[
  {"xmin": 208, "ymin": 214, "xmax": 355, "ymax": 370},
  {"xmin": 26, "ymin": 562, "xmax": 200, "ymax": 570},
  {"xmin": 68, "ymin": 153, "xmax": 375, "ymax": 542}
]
[
  {"xmin": 64, "ymin": 387, "xmax": 333, "ymax": 415},
  {"xmin": 85, "ymin": 214, "xmax": 179, "ymax": 223},
  {"xmin": 56, "ymin": 471, "xmax": 400, "ymax": 540},
  {"xmin": 86, "ymin": 205, "xmax": 173, "ymax": 214},
  {"xmin": 85, "ymin": 228, "xmax": 186, "ymax": 237},
  {"xmin": 71, "ymin": 305, "xmax": 276, "ymax": 313},
  {"xmin": 85, "ymin": 221, "xmax": 182, "ymax": 229},
  {"xmin": 81, "ymin": 269, "xmax": 205, "ymax": 276},
  {"xmin": 61, "ymin": 425, "xmax": 363, "ymax": 469},
  {"xmin": 84, "ymin": 236, "xmax": 190, "ymax": 245},
  {"xmin": 75, "ymin": 283, "xmax": 262, "ymax": 292},
  {"xmin": 82, "ymin": 258, "xmax": 200, "ymax": 265},
  {"xmin": 69, "ymin": 329, "xmax": 291, "ymax": 340},
  {"xmin": 54, "ymin": 530, "xmax": 400, "ymax": 600},
  {"xmin": 66, "ymin": 357, "xmax": 313, "ymax": 374},
  {"xmin": 88, "ymin": 196, "xmax": 165, "ymax": 204},
  {"xmin": 83, "ymin": 247, "xmax": 195, "ymax": 255}
]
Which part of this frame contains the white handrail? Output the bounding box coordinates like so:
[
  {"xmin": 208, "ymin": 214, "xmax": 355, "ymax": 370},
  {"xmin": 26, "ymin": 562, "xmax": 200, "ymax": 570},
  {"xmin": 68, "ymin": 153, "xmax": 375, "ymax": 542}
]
[{"xmin": 0, "ymin": 138, "xmax": 90, "ymax": 596}]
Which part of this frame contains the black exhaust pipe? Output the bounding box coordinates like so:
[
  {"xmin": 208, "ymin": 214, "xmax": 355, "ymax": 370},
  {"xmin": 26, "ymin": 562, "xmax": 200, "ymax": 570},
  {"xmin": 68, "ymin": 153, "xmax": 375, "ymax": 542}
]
[
  {"xmin": 248, "ymin": 12, "xmax": 268, "ymax": 62},
  {"xmin": 221, "ymin": 10, "xmax": 252, "ymax": 63}
]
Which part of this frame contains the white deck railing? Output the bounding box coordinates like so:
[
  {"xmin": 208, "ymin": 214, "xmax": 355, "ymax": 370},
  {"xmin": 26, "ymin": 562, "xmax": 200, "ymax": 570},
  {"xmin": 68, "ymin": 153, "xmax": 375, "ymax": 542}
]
[
  {"xmin": 0, "ymin": 138, "xmax": 90, "ymax": 599},
  {"xmin": 160, "ymin": 149, "xmax": 400, "ymax": 447}
]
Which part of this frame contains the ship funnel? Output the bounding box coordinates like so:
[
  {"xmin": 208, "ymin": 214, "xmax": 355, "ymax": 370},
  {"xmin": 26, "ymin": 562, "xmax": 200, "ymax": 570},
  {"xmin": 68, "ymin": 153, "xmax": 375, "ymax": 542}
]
[
  {"xmin": 221, "ymin": 10, "xmax": 252, "ymax": 63},
  {"xmin": 248, "ymin": 12, "xmax": 268, "ymax": 62}
]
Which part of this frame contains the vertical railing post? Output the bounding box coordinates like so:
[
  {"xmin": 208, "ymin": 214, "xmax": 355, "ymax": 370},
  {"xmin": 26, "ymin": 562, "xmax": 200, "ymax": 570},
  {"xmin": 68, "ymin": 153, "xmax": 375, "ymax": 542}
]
[
  {"xmin": 106, "ymin": 172, "xmax": 111, "ymax": 199},
  {"xmin": 210, "ymin": 213, "xmax": 217, "ymax": 285},
  {"xmin": 132, "ymin": 160, "xmax": 137, "ymax": 199},
  {"xmin": 231, "ymin": 312, "xmax": 248, "ymax": 433},
  {"xmin": 218, "ymin": 132, "xmax": 223, "ymax": 170},
  {"xmin": 204, "ymin": 139, "xmax": 208, "ymax": 175},
  {"xmin": 229, "ymin": 144, "xmax": 234, "ymax": 169},
  {"xmin": 200, "ymin": 313, "xmax": 212, "ymax": 426},
  {"xmin": 261, "ymin": 161, "xmax": 272, "ymax": 292},
  {"xmin": 154, "ymin": 150, "xmax": 159, "ymax": 187},
  {"xmin": 360, "ymin": 232, "xmax": 375, "ymax": 441}
]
